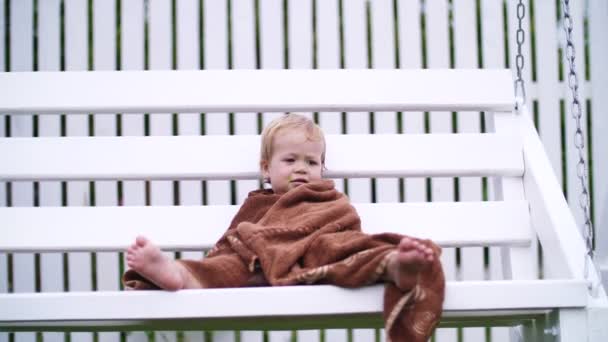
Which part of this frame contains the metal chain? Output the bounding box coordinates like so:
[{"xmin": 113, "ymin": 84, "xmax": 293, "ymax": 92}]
[
  {"xmin": 560, "ymin": 0, "xmax": 599, "ymax": 292},
  {"xmin": 514, "ymin": 0, "xmax": 526, "ymax": 110}
]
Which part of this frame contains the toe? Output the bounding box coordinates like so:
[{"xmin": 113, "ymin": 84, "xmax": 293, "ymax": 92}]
[
  {"xmin": 398, "ymin": 237, "xmax": 415, "ymax": 250},
  {"xmin": 135, "ymin": 235, "xmax": 148, "ymax": 247}
]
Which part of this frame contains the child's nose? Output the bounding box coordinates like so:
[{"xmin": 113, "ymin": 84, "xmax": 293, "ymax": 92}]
[{"xmin": 294, "ymin": 161, "xmax": 308, "ymax": 173}]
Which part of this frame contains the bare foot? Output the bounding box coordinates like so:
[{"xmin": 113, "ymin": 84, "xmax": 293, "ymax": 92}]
[
  {"xmin": 126, "ymin": 236, "xmax": 184, "ymax": 291},
  {"xmin": 384, "ymin": 237, "xmax": 435, "ymax": 291}
]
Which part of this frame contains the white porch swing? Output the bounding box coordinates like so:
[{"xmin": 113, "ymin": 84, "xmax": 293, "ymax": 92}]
[{"xmin": 0, "ymin": 0, "xmax": 607, "ymax": 340}]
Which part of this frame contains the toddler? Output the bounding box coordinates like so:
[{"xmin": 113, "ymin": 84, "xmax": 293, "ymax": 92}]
[{"xmin": 123, "ymin": 113, "xmax": 445, "ymax": 341}]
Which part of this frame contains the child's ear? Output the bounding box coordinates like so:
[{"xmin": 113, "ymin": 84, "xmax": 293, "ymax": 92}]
[{"xmin": 260, "ymin": 160, "xmax": 270, "ymax": 179}]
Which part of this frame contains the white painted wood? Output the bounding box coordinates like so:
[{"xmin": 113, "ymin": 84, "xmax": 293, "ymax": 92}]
[
  {"xmin": 233, "ymin": 0, "xmax": 259, "ymax": 207},
  {"xmin": 9, "ymin": 3, "xmax": 36, "ymax": 342},
  {"xmin": 453, "ymin": 2, "xmax": 485, "ymax": 341},
  {"xmin": 232, "ymin": 3, "xmax": 262, "ymax": 340},
  {"xmin": 491, "ymin": 112, "xmax": 539, "ymax": 283},
  {"xmin": 589, "ymin": 0, "xmax": 608, "ymax": 292},
  {"xmin": 315, "ymin": 0, "xmax": 344, "ymax": 200},
  {"xmin": 0, "ymin": 134, "xmax": 523, "ymax": 181},
  {"xmin": 38, "ymin": 3, "xmax": 66, "ymax": 342},
  {"xmin": 119, "ymin": 3, "xmax": 149, "ymax": 342},
  {"xmin": 288, "ymin": 0, "xmax": 312, "ymax": 70},
  {"xmin": 481, "ymin": 2, "xmax": 510, "ymax": 340},
  {"xmin": 92, "ymin": 9, "xmax": 120, "ymax": 337},
  {"xmin": 426, "ymin": 2, "xmax": 456, "ymax": 340},
  {"xmin": 371, "ymin": 0, "xmax": 398, "ymax": 205},
  {"xmin": 315, "ymin": 2, "xmax": 347, "ymax": 338},
  {"xmin": 588, "ymin": 303, "xmax": 608, "ymax": 342},
  {"xmin": 64, "ymin": 3, "xmax": 93, "ymax": 342},
  {"xmin": 175, "ymin": 0, "xmax": 204, "ymax": 246},
  {"xmin": 287, "ymin": 2, "xmax": 320, "ymax": 340},
  {"xmin": 148, "ymin": 2, "xmax": 178, "ymax": 342},
  {"xmin": 0, "ymin": 11, "xmax": 4, "ymax": 329},
  {"xmin": 316, "ymin": 0, "xmax": 342, "ymax": 145},
  {"xmin": 534, "ymin": 0, "xmax": 562, "ymax": 190},
  {"xmin": 258, "ymin": 0, "xmax": 283, "ymax": 139},
  {"xmin": 204, "ymin": 2, "xmax": 236, "ymax": 341},
  {"xmin": 0, "ymin": 280, "xmax": 589, "ymax": 330},
  {"xmin": 204, "ymin": 0, "xmax": 231, "ymax": 211},
  {"xmin": 557, "ymin": 309, "xmax": 588, "ymax": 342},
  {"xmin": 397, "ymin": 0, "xmax": 425, "ymax": 204},
  {"xmin": 1, "ymin": 201, "xmax": 532, "ymax": 252},
  {"xmin": 0, "ymin": 69, "xmax": 516, "ymax": 114},
  {"xmin": 148, "ymin": 0, "xmax": 174, "ymax": 208},
  {"xmin": 519, "ymin": 107, "xmax": 587, "ymax": 280}
]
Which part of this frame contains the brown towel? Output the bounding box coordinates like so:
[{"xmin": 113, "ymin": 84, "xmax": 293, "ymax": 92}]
[{"xmin": 123, "ymin": 179, "xmax": 445, "ymax": 341}]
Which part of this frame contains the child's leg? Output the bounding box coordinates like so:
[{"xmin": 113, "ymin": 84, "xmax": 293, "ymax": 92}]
[
  {"xmin": 126, "ymin": 236, "xmax": 205, "ymax": 290},
  {"xmin": 383, "ymin": 236, "xmax": 436, "ymax": 291}
]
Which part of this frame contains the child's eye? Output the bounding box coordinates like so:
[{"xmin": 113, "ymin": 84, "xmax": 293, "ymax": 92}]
[
  {"xmin": 308, "ymin": 160, "xmax": 319, "ymax": 166},
  {"xmin": 284, "ymin": 158, "xmax": 295, "ymax": 163}
]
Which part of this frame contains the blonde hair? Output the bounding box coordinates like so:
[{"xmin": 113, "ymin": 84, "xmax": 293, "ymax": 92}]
[{"xmin": 260, "ymin": 113, "xmax": 326, "ymax": 171}]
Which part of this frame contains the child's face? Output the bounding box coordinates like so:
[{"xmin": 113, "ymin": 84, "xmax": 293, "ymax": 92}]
[{"xmin": 262, "ymin": 129, "xmax": 324, "ymax": 195}]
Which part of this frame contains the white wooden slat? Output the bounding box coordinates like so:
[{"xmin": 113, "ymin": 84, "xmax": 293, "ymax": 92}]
[
  {"xmin": 355, "ymin": 0, "xmax": 391, "ymax": 336},
  {"xmin": 204, "ymin": 0, "xmax": 231, "ymax": 209},
  {"xmin": 231, "ymin": 7, "xmax": 261, "ymax": 341},
  {"xmin": 315, "ymin": 3, "xmax": 345, "ymax": 339},
  {"xmin": 425, "ymin": 1, "xmax": 457, "ymax": 340},
  {"xmin": 453, "ymin": 3, "xmax": 484, "ymax": 342},
  {"xmin": 64, "ymin": 2, "xmax": 93, "ymax": 342},
  {"xmin": 589, "ymin": 0, "xmax": 608, "ymax": 287},
  {"xmin": 316, "ymin": 0, "xmax": 342, "ymax": 138},
  {"xmin": 149, "ymin": 3, "xmax": 178, "ymax": 341},
  {"xmin": 10, "ymin": 3, "xmax": 36, "ymax": 342},
  {"xmin": 481, "ymin": 3, "xmax": 510, "ymax": 340},
  {"xmin": 0, "ymin": 134, "xmax": 523, "ymax": 181},
  {"xmin": 204, "ymin": 2, "xmax": 235, "ymax": 341},
  {"xmin": 0, "ymin": 4, "xmax": 9, "ymax": 342},
  {"xmin": 0, "ymin": 280, "xmax": 589, "ymax": 329},
  {"xmin": 343, "ymin": 0, "xmax": 371, "ymax": 206},
  {"xmin": 534, "ymin": 0, "xmax": 562, "ymax": 190},
  {"xmin": 1, "ymin": 201, "xmax": 532, "ymax": 252},
  {"xmin": 233, "ymin": 0, "xmax": 259, "ymax": 206},
  {"xmin": 37, "ymin": 2, "xmax": 65, "ymax": 342},
  {"xmin": 0, "ymin": 69, "xmax": 516, "ymax": 114},
  {"xmin": 176, "ymin": 0, "xmax": 204, "ymax": 220},
  {"xmin": 0, "ymin": 5, "xmax": 4, "ymax": 304},
  {"xmin": 519, "ymin": 107, "xmax": 586, "ymax": 280},
  {"xmin": 492, "ymin": 113, "xmax": 539, "ymax": 304},
  {"xmin": 149, "ymin": 0, "xmax": 174, "ymax": 205},
  {"xmin": 397, "ymin": 0, "xmax": 425, "ymax": 204},
  {"xmin": 119, "ymin": 3, "xmax": 149, "ymax": 342},
  {"xmin": 120, "ymin": 0, "xmax": 147, "ymax": 234},
  {"xmin": 315, "ymin": 0, "xmax": 344, "ymax": 197},
  {"xmin": 258, "ymin": 0, "xmax": 283, "ymax": 164},
  {"xmin": 371, "ymin": 0, "xmax": 398, "ymax": 205},
  {"xmin": 92, "ymin": 2, "xmax": 120, "ymax": 342},
  {"xmin": 288, "ymin": 0, "xmax": 312, "ymax": 70},
  {"xmin": 259, "ymin": 0, "xmax": 282, "ymax": 71},
  {"xmin": 285, "ymin": 3, "xmax": 320, "ymax": 339}
]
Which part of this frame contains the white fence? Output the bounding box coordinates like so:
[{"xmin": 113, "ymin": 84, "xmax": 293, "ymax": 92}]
[{"xmin": 1, "ymin": 1, "xmax": 607, "ymax": 342}]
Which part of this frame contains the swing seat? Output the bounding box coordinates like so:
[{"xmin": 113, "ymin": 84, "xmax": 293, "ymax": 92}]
[{"xmin": 0, "ymin": 69, "xmax": 606, "ymax": 340}]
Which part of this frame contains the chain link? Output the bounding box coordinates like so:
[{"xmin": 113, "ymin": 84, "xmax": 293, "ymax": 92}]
[
  {"xmin": 560, "ymin": 0, "xmax": 599, "ymax": 292},
  {"xmin": 514, "ymin": 0, "xmax": 526, "ymax": 109}
]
